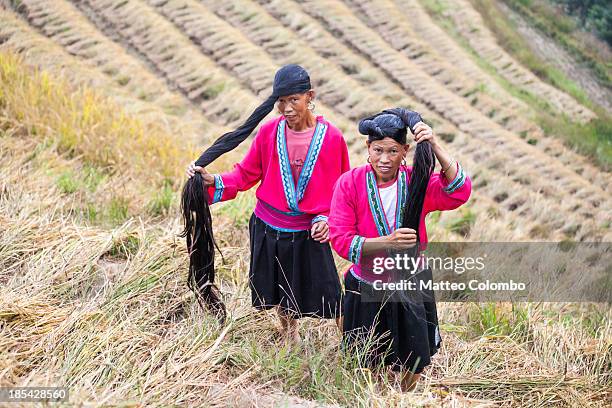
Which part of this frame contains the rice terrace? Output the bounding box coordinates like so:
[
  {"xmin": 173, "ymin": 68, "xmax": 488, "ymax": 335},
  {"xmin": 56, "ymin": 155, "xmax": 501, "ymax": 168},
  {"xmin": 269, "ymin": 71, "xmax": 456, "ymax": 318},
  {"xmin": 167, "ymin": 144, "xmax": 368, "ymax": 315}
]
[{"xmin": 0, "ymin": 0, "xmax": 610, "ymax": 406}]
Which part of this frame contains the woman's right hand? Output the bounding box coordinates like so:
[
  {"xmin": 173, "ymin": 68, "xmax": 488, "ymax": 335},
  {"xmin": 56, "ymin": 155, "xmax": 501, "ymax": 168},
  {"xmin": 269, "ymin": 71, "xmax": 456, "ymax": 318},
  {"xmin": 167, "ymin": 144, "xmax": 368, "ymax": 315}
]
[
  {"xmin": 385, "ymin": 227, "xmax": 417, "ymax": 250},
  {"xmin": 186, "ymin": 160, "xmax": 215, "ymax": 186}
]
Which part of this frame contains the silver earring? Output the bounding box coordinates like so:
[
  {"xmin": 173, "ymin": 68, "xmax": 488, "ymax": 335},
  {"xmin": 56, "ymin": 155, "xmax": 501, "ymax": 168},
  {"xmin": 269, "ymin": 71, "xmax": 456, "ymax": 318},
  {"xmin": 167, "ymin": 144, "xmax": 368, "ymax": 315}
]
[
  {"xmin": 367, "ymin": 156, "xmax": 371, "ymax": 163},
  {"xmin": 402, "ymin": 158, "xmax": 407, "ymax": 166},
  {"xmin": 308, "ymin": 100, "xmax": 315, "ymax": 111}
]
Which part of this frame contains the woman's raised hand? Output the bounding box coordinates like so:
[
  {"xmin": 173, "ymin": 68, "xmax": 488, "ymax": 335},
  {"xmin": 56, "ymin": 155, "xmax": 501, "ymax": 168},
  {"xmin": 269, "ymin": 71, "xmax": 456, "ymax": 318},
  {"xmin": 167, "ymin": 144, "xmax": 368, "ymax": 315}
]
[
  {"xmin": 186, "ymin": 160, "xmax": 215, "ymax": 186},
  {"xmin": 385, "ymin": 227, "xmax": 417, "ymax": 250},
  {"xmin": 412, "ymin": 121, "xmax": 437, "ymax": 146}
]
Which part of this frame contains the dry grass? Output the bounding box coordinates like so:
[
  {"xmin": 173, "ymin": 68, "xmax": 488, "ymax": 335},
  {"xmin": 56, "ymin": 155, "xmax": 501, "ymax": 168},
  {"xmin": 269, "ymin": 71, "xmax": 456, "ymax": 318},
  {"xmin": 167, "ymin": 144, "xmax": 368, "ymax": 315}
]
[
  {"xmin": 0, "ymin": 51, "xmax": 193, "ymax": 181},
  {"xmin": 1, "ymin": 0, "xmax": 611, "ymax": 404},
  {"xmin": 0, "ymin": 49, "xmax": 610, "ymax": 407}
]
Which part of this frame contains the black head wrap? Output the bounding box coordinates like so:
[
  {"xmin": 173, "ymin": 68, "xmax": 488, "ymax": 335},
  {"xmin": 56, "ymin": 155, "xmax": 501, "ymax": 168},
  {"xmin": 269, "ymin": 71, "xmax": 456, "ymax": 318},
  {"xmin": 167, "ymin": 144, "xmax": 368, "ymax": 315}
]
[
  {"xmin": 359, "ymin": 108, "xmax": 436, "ymax": 238},
  {"xmin": 358, "ymin": 108, "xmax": 423, "ymax": 144},
  {"xmin": 195, "ymin": 64, "xmax": 311, "ymax": 166},
  {"xmin": 181, "ymin": 65, "xmax": 312, "ymax": 323}
]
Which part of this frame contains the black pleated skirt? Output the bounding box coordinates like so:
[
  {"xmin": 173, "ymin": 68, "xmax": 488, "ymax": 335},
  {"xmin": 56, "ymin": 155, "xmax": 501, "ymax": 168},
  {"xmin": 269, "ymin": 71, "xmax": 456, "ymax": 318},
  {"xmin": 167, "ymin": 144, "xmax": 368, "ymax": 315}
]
[
  {"xmin": 248, "ymin": 213, "xmax": 342, "ymax": 319},
  {"xmin": 342, "ymin": 267, "xmax": 441, "ymax": 374}
]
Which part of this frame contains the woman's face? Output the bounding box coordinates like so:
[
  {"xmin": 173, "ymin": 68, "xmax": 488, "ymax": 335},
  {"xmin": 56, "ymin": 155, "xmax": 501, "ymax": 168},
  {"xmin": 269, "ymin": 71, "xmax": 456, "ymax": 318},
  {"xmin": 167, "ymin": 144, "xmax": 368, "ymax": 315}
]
[
  {"xmin": 367, "ymin": 137, "xmax": 409, "ymax": 180},
  {"xmin": 277, "ymin": 90, "xmax": 314, "ymax": 128}
]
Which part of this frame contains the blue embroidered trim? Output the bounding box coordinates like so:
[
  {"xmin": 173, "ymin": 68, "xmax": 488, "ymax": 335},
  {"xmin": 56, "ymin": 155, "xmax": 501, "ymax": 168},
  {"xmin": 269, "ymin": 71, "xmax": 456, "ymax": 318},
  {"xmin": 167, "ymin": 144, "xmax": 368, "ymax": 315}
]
[
  {"xmin": 311, "ymin": 215, "xmax": 328, "ymax": 225},
  {"xmin": 277, "ymin": 119, "xmax": 327, "ymax": 213},
  {"xmin": 350, "ymin": 266, "xmax": 374, "ymax": 286},
  {"xmin": 296, "ymin": 122, "xmax": 327, "ymax": 202},
  {"xmin": 349, "ymin": 235, "xmax": 365, "ymax": 265},
  {"xmin": 395, "ymin": 171, "xmax": 407, "ymax": 230},
  {"xmin": 366, "ymin": 171, "xmax": 389, "ymax": 236},
  {"xmin": 212, "ymin": 174, "xmax": 224, "ymax": 204},
  {"xmin": 366, "ymin": 170, "xmax": 408, "ymax": 236},
  {"xmin": 263, "ymin": 222, "xmax": 303, "ymax": 232},
  {"xmin": 443, "ymin": 163, "xmax": 466, "ymax": 193},
  {"xmin": 277, "ymin": 120, "xmax": 300, "ymax": 212}
]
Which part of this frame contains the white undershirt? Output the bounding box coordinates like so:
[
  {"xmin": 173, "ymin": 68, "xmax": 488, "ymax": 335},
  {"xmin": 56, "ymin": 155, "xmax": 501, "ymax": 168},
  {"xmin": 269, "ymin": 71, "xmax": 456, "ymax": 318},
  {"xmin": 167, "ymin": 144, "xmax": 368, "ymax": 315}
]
[{"xmin": 378, "ymin": 180, "xmax": 398, "ymax": 230}]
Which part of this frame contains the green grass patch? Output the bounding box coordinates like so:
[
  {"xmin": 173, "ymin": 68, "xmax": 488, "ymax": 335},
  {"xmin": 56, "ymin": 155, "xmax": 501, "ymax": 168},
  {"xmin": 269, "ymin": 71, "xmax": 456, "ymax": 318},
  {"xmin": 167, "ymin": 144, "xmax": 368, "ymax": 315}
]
[
  {"xmin": 56, "ymin": 171, "xmax": 79, "ymax": 194},
  {"xmin": 227, "ymin": 325, "xmax": 390, "ymax": 404},
  {"xmin": 542, "ymin": 304, "xmax": 609, "ymax": 338},
  {"xmin": 421, "ymin": 0, "xmax": 450, "ymax": 17},
  {"xmin": 426, "ymin": 210, "xmax": 442, "ymax": 226},
  {"xmin": 83, "ymin": 164, "xmax": 106, "ymax": 192},
  {"xmin": 537, "ymin": 113, "xmax": 612, "ymax": 169},
  {"xmin": 107, "ymin": 233, "xmax": 140, "ymax": 259},
  {"xmin": 116, "ymin": 75, "xmax": 130, "ymax": 86},
  {"xmin": 84, "ymin": 202, "xmax": 98, "ymax": 222},
  {"xmin": 448, "ymin": 207, "xmax": 476, "ymax": 237},
  {"xmin": 56, "ymin": 165, "xmax": 107, "ymax": 195},
  {"xmin": 148, "ymin": 180, "xmax": 175, "ymax": 217},
  {"xmin": 203, "ymin": 81, "xmax": 225, "ymax": 100},
  {"xmin": 469, "ymin": 303, "xmax": 530, "ymax": 339},
  {"xmin": 108, "ymin": 196, "xmax": 129, "ymax": 225},
  {"xmin": 216, "ymin": 189, "xmax": 257, "ymax": 227}
]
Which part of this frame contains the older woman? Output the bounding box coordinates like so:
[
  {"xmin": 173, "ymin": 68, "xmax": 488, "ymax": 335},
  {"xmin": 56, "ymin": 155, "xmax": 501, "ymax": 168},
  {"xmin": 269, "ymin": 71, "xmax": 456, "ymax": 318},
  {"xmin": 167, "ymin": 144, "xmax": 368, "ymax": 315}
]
[
  {"xmin": 186, "ymin": 64, "xmax": 349, "ymax": 341},
  {"xmin": 328, "ymin": 108, "xmax": 471, "ymax": 391}
]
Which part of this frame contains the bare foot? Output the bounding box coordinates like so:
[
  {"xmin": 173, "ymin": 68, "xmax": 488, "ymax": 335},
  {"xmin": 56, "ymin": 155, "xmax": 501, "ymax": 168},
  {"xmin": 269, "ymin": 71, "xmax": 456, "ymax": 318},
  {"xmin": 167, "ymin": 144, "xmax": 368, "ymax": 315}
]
[
  {"xmin": 399, "ymin": 371, "xmax": 421, "ymax": 392},
  {"xmin": 285, "ymin": 326, "xmax": 301, "ymax": 345},
  {"xmin": 335, "ymin": 316, "xmax": 343, "ymax": 333},
  {"xmin": 277, "ymin": 307, "xmax": 300, "ymax": 345}
]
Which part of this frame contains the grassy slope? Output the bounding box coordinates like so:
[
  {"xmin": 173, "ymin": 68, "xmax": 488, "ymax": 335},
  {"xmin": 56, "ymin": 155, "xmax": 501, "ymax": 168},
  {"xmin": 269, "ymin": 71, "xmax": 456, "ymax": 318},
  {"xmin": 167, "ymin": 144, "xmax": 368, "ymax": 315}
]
[
  {"xmin": 0, "ymin": 50, "xmax": 199, "ymax": 224},
  {"xmin": 501, "ymin": 0, "xmax": 611, "ymax": 90},
  {"xmin": 422, "ymin": 0, "xmax": 612, "ymax": 169},
  {"xmin": 1, "ymin": 50, "xmax": 611, "ymax": 407}
]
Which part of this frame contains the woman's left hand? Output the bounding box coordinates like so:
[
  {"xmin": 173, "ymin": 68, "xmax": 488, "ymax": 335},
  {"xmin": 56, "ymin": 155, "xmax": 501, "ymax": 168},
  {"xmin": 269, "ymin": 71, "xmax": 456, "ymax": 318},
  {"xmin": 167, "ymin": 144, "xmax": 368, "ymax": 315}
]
[
  {"xmin": 311, "ymin": 221, "xmax": 329, "ymax": 243},
  {"xmin": 412, "ymin": 121, "xmax": 436, "ymax": 146}
]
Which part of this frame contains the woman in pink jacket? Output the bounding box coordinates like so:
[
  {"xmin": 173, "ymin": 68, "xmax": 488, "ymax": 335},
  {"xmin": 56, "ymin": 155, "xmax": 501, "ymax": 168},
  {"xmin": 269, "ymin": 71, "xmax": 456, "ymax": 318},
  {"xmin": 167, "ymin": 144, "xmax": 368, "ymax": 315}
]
[
  {"xmin": 328, "ymin": 108, "xmax": 471, "ymax": 391},
  {"xmin": 186, "ymin": 65, "xmax": 350, "ymax": 341}
]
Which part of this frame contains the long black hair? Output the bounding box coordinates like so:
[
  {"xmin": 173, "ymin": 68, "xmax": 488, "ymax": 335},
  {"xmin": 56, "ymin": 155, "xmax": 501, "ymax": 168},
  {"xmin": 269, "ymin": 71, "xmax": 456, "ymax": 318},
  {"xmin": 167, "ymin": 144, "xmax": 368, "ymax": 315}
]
[
  {"xmin": 358, "ymin": 108, "xmax": 436, "ymax": 242},
  {"xmin": 180, "ymin": 65, "xmax": 313, "ymax": 323}
]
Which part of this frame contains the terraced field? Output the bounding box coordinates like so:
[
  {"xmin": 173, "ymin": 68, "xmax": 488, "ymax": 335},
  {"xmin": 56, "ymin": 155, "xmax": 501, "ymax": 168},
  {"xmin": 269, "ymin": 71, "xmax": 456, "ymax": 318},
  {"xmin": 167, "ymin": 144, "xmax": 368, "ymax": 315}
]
[
  {"xmin": 3, "ymin": 0, "xmax": 609, "ymax": 241},
  {"xmin": 1, "ymin": 0, "xmax": 610, "ymax": 406}
]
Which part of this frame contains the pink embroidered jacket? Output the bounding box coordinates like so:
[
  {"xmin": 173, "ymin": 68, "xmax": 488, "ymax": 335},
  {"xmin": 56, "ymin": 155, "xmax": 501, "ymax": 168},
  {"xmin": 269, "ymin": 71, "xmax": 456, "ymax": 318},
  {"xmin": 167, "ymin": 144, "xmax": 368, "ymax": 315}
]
[
  {"xmin": 206, "ymin": 115, "xmax": 350, "ymax": 230},
  {"xmin": 329, "ymin": 163, "xmax": 471, "ymax": 281}
]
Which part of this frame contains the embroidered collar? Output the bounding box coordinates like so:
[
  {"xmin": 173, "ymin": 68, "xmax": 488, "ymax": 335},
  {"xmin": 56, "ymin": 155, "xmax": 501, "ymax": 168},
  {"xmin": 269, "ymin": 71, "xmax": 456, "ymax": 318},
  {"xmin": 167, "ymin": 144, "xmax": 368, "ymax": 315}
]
[
  {"xmin": 366, "ymin": 166, "xmax": 408, "ymax": 236},
  {"xmin": 276, "ymin": 118, "xmax": 328, "ymax": 213}
]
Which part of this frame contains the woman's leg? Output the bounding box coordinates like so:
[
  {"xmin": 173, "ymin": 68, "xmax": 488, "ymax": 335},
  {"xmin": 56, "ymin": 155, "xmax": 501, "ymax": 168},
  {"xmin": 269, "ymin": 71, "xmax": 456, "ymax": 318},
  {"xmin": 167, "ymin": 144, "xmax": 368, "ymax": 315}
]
[
  {"xmin": 399, "ymin": 371, "xmax": 421, "ymax": 392},
  {"xmin": 277, "ymin": 306, "xmax": 300, "ymax": 343}
]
